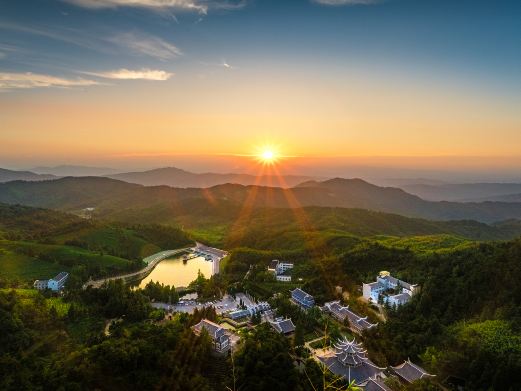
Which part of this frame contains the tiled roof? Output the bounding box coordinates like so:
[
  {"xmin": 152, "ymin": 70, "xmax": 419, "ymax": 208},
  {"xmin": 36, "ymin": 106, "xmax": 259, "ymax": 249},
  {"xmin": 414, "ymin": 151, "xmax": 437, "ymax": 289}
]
[
  {"xmin": 388, "ymin": 293, "xmax": 411, "ymax": 304},
  {"xmin": 270, "ymin": 317, "xmax": 295, "ymax": 334},
  {"xmin": 361, "ymin": 376, "xmax": 392, "ymax": 391},
  {"xmin": 193, "ymin": 319, "xmax": 226, "ymax": 340},
  {"xmin": 324, "ymin": 301, "xmax": 377, "ymax": 331},
  {"xmin": 366, "ymin": 281, "xmax": 384, "ymax": 289},
  {"xmin": 269, "ymin": 260, "xmax": 279, "ymax": 270},
  {"xmin": 52, "ymin": 272, "xmax": 69, "ymax": 282},
  {"xmin": 391, "ymin": 359, "xmax": 434, "ymax": 383},
  {"xmin": 291, "ymin": 288, "xmax": 314, "ymax": 304}
]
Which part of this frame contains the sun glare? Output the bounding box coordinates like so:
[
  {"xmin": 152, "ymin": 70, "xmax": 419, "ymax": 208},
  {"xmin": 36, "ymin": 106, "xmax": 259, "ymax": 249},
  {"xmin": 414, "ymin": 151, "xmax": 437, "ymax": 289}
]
[{"xmin": 258, "ymin": 148, "xmax": 279, "ymax": 164}]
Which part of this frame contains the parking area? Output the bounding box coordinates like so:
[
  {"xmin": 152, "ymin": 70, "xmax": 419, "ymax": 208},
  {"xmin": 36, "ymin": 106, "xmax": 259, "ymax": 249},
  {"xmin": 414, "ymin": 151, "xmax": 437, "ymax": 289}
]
[{"xmin": 151, "ymin": 294, "xmax": 241, "ymax": 315}]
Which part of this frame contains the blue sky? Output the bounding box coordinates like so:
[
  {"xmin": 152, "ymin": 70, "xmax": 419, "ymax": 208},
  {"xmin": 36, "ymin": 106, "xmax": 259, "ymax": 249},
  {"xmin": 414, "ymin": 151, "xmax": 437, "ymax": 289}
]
[{"xmin": 1, "ymin": 0, "xmax": 520, "ymax": 88}]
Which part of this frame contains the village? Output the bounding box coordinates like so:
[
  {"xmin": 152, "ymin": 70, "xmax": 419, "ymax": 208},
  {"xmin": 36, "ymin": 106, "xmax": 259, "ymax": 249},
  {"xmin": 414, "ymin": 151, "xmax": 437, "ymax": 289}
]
[
  {"xmin": 154, "ymin": 259, "xmax": 431, "ymax": 390},
  {"xmin": 32, "ymin": 249, "xmax": 432, "ymax": 390}
]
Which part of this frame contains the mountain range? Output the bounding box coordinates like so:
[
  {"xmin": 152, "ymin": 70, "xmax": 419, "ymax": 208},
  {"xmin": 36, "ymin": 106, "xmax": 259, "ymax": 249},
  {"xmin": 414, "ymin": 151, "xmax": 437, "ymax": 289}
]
[
  {"xmin": 0, "ymin": 168, "xmax": 56, "ymax": 183},
  {"xmin": 105, "ymin": 166, "xmax": 319, "ymax": 188},
  {"xmin": 2, "ymin": 176, "xmax": 521, "ymax": 225}
]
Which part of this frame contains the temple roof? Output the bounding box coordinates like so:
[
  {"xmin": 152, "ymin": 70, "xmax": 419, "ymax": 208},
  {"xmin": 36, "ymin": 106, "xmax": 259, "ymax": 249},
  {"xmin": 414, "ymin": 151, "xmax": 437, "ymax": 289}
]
[
  {"xmin": 361, "ymin": 376, "xmax": 392, "ymax": 391},
  {"xmin": 325, "ymin": 301, "xmax": 377, "ymax": 331},
  {"xmin": 391, "ymin": 359, "xmax": 435, "ymax": 383},
  {"xmin": 270, "ymin": 317, "xmax": 296, "ymax": 334}
]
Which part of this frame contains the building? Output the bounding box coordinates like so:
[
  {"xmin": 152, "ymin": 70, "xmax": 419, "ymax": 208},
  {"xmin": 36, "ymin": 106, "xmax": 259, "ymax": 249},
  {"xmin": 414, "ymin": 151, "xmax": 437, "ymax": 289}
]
[
  {"xmin": 229, "ymin": 309, "xmax": 251, "ymax": 320},
  {"xmin": 291, "ymin": 288, "xmax": 314, "ymax": 309},
  {"xmin": 34, "ymin": 272, "xmax": 69, "ymax": 291},
  {"xmin": 391, "ymin": 359, "xmax": 435, "ymax": 384},
  {"xmin": 360, "ymin": 375, "xmax": 392, "ymax": 391},
  {"xmin": 269, "ymin": 317, "xmax": 296, "ymax": 335},
  {"xmin": 48, "ymin": 272, "xmax": 69, "ymax": 291},
  {"xmin": 363, "ymin": 271, "xmax": 418, "ymax": 306},
  {"xmin": 276, "ymin": 274, "xmax": 292, "ymax": 282},
  {"xmin": 268, "ymin": 260, "xmax": 294, "ymax": 282},
  {"xmin": 192, "ymin": 319, "xmax": 231, "ymax": 353},
  {"xmin": 33, "ymin": 279, "xmax": 49, "ymax": 290},
  {"xmin": 324, "ymin": 301, "xmax": 377, "ymax": 334},
  {"xmin": 317, "ymin": 337, "xmax": 386, "ymax": 385}
]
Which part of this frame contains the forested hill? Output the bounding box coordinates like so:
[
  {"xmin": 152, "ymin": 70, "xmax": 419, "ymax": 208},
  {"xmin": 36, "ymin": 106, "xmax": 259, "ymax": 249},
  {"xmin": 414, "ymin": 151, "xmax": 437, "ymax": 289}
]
[{"xmin": 3, "ymin": 177, "xmax": 521, "ymax": 224}]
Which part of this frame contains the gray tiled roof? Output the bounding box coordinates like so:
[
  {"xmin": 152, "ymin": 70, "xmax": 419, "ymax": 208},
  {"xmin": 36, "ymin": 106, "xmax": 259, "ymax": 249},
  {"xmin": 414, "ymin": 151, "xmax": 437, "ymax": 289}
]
[
  {"xmin": 193, "ymin": 319, "xmax": 226, "ymax": 340},
  {"xmin": 361, "ymin": 377, "xmax": 392, "ymax": 391},
  {"xmin": 391, "ymin": 360, "xmax": 434, "ymax": 383},
  {"xmin": 325, "ymin": 301, "xmax": 377, "ymax": 331},
  {"xmin": 291, "ymin": 288, "xmax": 314, "ymax": 306},
  {"xmin": 270, "ymin": 318, "xmax": 295, "ymax": 334},
  {"xmin": 52, "ymin": 272, "xmax": 69, "ymax": 282}
]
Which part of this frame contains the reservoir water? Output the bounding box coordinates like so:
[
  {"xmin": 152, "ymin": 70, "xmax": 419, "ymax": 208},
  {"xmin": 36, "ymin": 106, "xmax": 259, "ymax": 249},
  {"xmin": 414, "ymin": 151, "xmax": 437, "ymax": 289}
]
[{"xmin": 139, "ymin": 255, "xmax": 213, "ymax": 289}]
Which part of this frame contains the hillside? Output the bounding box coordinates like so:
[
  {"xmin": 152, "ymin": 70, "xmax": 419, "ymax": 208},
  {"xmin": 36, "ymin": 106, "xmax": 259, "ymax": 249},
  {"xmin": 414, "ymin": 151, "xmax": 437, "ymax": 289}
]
[
  {"xmin": 0, "ymin": 203, "xmax": 192, "ymax": 283},
  {"xmin": 3, "ymin": 176, "xmax": 521, "ymax": 224},
  {"xmin": 107, "ymin": 166, "xmax": 318, "ymax": 188},
  {"xmin": 0, "ymin": 168, "xmax": 56, "ymax": 183}
]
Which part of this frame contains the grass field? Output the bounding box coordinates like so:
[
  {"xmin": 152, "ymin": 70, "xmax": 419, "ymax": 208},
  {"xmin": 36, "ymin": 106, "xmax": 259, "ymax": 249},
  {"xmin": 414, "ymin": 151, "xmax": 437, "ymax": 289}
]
[{"xmin": 0, "ymin": 239, "xmax": 134, "ymax": 281}]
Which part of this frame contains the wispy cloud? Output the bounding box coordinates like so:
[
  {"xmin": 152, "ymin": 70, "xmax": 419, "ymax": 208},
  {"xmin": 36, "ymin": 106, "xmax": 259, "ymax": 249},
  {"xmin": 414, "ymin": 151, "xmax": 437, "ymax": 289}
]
[
  {"xmin": 63, "ymin": 0, "xmax": 247, "ymax": 15},
  {"xmin": 312, "ymin": 0, "xmax": 380, "ymax": 5},
  {"xmin": 0, "ymin": 22, "xmax": 182, "ymax": 61},
  {"xmin": 109, "ymin": 32, "xmax": 182, "ymax": 60},
  {"xmin": 0, "ymin": 72, "xmax": 99, "ymax": 90},
  {"xmin": 83, "ymin": 68, "xmax": 173, "ymax": 80}
]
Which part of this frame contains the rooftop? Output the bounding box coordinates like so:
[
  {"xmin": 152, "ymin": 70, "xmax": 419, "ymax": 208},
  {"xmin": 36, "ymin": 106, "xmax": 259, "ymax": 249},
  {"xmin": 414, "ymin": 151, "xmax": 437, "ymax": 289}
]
[
  {"xmin": 391, "ymin": 359, "xmax": 435, "ymax": 383},
  {"xmin": 325, "ymin": 301, "xmax": 377, "ymax": 331},
  {"xmin": 291, "ymin": 288, "xmax": 314, "ymax": 303},
  {"xmin": 270, "ymin": 317, "xmax": 296, "ymax": 334},
  {"xmin": 51, "ymin": 272, "xmax": 69, "ymax": 282}
]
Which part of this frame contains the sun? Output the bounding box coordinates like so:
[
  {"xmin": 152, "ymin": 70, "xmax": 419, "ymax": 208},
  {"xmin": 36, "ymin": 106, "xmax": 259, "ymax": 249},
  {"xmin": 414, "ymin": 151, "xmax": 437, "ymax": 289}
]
[{"xmin": 258, "ymin": 148, "xmax": 279, "ymax": 164}]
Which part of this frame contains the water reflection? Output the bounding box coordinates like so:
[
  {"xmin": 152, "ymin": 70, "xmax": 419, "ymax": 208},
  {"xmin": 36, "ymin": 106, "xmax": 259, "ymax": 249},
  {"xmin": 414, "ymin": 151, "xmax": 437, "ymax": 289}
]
[{"xmin": 139, "ymin": 256, "xmax": 213, "ymax": 288}]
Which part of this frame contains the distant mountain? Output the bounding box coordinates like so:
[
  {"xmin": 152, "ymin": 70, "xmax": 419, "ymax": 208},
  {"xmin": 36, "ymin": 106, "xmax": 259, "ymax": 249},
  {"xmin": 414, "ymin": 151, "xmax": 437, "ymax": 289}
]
[
  {"xmin": 31, "ymin": 165, "xmax": 121, "ymax": 177},
  {"xmin": 106, "ymin": 166, "xmax": 319, "ymax": 188},
  {"xmin": 402, "ymin": 182, "xmax": 521, "ymax": 202},
  {"xmin": 3, "ymin": 176, "xmax": 521, "ymax": 225},
  {"xmin": 0, "ymin": 168, "xmax": 56, "ymax": 183},
  {"xmin": 1, "ymin": 180, "xmax": 521, "ymax": 243}
]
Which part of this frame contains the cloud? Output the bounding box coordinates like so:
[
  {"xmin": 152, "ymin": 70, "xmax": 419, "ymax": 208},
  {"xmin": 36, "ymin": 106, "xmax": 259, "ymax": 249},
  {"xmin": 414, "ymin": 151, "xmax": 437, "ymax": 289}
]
[
  {"xmin": 84, "ymin": 68, "xmax": 173, "ymax": 80},
  {"xmin": 109, "ymin": 32, "xmax": 182, "ymax": 60},
  {"xmin": 312, "ymin": 0, "xmax": 379, "ymax": 5},
  {"xmin": 0, "ymin": 72, "xmax": 99, "ymax": 90},
  {"xmin": 62, "ymin": 0, "xmax": 247, "ymax": 15},
  {"xmin": 0, "ymin": 23, "xmax": 181, "ymax": 61}
]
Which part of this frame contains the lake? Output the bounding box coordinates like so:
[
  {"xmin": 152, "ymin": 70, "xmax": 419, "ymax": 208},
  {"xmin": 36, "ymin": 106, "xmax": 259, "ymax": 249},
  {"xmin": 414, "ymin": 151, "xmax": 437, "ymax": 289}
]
[{"xmin": 139, "ymin": 255, "xmax": 214, "ymax": 289}]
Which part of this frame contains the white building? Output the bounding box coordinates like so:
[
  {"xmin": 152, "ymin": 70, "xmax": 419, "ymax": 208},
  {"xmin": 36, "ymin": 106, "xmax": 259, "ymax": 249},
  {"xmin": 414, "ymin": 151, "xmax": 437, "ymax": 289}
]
[
  {"xmin": 268, "ymin": 260, "xmax": 294, "ymax": 282},
  {"xmin": 33, "ymin": 279, "xmax": 49, "ymax": 290},
  {"xmin": 34, "ymin": 272, "xmax": 69, "ymax": 291},
  {"xmin": 363, "ymin": 271, "xmax": 418, "ymax": 306},
  {"xmin": 276, "ymin": 275, "xmax": 292, "ymax": 282},
  {"xmin": 48, "ymin": 272, "xmax": 69, "ymax": 291}
]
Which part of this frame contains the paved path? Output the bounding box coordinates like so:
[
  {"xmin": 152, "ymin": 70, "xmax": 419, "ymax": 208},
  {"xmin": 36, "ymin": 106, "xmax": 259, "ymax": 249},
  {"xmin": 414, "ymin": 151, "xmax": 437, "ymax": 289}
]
[{"xmin": 83, "ymin": 248, "xmax": 190, "ymax": 289}]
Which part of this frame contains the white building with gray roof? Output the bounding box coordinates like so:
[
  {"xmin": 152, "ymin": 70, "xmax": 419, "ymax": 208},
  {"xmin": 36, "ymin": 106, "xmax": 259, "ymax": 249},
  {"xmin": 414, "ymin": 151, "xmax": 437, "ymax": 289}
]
[{"xmin": 363, "ymin": 271, "xmax": 419, "ymax": 307}]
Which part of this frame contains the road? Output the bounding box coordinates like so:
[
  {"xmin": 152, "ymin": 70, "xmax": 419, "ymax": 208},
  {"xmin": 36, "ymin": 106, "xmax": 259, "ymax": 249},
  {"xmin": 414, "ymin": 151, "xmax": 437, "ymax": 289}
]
[{"xmin": 82, "ymin": 248, "xmax": 190, "ymax": 289}]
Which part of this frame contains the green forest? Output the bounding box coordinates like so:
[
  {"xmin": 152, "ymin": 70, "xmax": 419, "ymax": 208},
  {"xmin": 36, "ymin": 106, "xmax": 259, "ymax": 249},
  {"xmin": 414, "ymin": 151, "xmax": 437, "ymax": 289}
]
[{"xmin": 1, "ymin": 202, "xmax": 520, "ymax": 390}]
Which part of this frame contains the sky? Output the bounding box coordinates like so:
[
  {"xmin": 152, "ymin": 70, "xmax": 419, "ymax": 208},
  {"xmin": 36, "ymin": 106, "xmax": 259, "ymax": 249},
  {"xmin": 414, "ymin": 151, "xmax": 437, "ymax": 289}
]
[{"xmin": 1, "ymin": 0, "xmax": 520, "ymax": 179}]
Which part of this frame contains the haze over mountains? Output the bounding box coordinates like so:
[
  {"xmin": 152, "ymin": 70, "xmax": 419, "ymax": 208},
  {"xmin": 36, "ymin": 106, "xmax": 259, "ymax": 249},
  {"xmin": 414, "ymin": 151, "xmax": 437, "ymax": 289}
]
[
  {"xmin": 106, "ymin": 167, "xmax": 319, "ymax": 188},
  {"xmin": 2, "ymin": 175, "xmax": 521, "ymax": 226}
]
